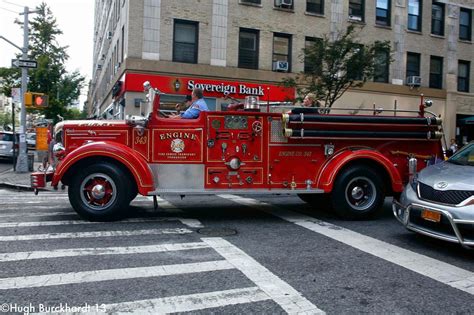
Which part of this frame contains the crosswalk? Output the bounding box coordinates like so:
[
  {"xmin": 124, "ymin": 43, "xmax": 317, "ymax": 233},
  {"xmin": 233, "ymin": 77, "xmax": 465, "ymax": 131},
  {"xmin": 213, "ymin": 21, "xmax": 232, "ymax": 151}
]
[{"xmin": 0, "ymin": 190, "xmax": 324, "ymax": 314}]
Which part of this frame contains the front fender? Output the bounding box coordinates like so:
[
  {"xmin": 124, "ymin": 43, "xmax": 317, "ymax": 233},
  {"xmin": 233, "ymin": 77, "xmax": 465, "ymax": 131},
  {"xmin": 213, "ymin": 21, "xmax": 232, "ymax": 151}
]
[
  {"xmin": 52, "ymin": 141, "xmax": 154, "ymax": 195},
  {"xmin": 316, "ymin": 149, "xmax": 403, "ymax": 193}
]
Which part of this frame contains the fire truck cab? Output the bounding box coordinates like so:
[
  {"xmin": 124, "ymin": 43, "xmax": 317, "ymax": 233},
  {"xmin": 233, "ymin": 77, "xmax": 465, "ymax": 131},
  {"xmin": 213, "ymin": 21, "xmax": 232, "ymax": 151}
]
[{"xmin": 31, "ymin": 81, "xmax": 444, "ymax": 221}]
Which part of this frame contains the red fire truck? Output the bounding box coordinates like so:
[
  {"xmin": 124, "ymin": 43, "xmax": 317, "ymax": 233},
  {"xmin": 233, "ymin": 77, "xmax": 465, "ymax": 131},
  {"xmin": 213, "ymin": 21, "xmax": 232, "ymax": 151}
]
[{"xmin": 31, "ymin": 82, "xmax": 444, "ymax": 221}]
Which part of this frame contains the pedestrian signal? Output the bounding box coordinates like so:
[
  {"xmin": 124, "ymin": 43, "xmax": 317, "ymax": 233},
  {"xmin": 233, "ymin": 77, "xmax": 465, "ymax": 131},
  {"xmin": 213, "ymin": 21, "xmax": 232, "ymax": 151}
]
[{"xmin": 24, "ymin": 92, "xmax": 49, "ymax": 108}]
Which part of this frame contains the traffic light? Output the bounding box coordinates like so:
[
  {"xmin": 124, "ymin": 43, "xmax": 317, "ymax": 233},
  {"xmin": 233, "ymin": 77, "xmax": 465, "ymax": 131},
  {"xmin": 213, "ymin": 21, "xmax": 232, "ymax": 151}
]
[{"xmin": 24, "ymin": 92, "xmax": 49, "ymax": 108}]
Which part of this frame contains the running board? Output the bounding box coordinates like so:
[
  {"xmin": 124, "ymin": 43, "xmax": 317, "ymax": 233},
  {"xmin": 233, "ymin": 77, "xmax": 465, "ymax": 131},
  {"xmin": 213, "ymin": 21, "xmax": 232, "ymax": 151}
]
[{"xmin": 147, "ymin": 188, "xmax": 325, "ymax": 196}]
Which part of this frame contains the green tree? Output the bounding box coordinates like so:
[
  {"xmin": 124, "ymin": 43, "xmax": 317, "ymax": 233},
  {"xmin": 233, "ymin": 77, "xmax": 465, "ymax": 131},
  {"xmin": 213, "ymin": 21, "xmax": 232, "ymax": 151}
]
[
  {"xmin": 28, "ymin": 2, "xmax": 85, "ymax": 122},
  {"xmin": 0, "ymin": 2, "xmax": 85, "ymax": 123},
  {"xmin": 0, "ymin": 111, "xmax": 18, "ymax": 130},
  {"xmin": 0, "ymin": 68, "xmax": 20, "ymax": 97},
  {"xmin": 283, "ymin": 25, "xmax": 392, "ymax": 111}
]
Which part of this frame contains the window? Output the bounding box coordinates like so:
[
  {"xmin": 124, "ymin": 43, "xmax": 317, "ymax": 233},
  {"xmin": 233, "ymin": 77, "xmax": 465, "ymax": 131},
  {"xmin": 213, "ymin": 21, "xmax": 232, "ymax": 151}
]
[
  {"xmin": 406, "ymin": 52, "xmax": 421, "ymax": 78},
  {"xmin": 240, "ymin": 0, "xmax": 261, "ymax": 4},
  {"xmin": 408, "ymin": 0, "xmax": 422, "ymax": 31},
  {"xmin": 429, "ymin": 56, "xmax": 443, "ymax": 89},
  {"xmin": 173, "ymin": 20, "xmax": 198, "ymax": 63},
  {"xmin": 431, "ymin": 2, "xmax": 445, "ymax": 36},
  {"xmin": 458, "ymin": 60, "xmax": 470, "ymax": 92},
  {"xmin": 460, "ymin": 8, "xmax": 472, "ymax": 41},
  {"xmin": 274, "ymin": 0, "xmax": 294, "ymax": 9},
  {"xmin": 304, "ymin": 37, "xmax": 322, "ymax": 74},
  {"xmin": 273, "ymin": 33, "xmax": 292, "ymax": 72},
  {"xmin": 348, "ymin": 44, "xmax": 364, "ymax": 80},
  {"xmin": 373, "ymin": 49, "xmax": 390, "ymax": 83},
  {"xmin": 307, "ymin": 0, "xmax": 324, "ymax": 15},
  {"xmin": 349, "ymin": 0, "xmax": 364, "ymax": 21},
  {"xmin": 238, "ymin": 28, "xmax": 259, "ymax": 69},
  {"xmin": 376, "ymin": 0, "xmax": 391, "ymax": 26}
]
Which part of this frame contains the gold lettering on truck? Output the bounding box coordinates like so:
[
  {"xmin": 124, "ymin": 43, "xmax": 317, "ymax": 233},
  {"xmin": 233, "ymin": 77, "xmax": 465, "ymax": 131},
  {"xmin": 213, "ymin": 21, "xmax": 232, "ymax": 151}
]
[
  {"xmin": 159, "ymin": 132, "xmax": 197, "ymax": 141},
  {"xmin": 134, "ymin": 136, "xmax": 148, "ymax": 145}
]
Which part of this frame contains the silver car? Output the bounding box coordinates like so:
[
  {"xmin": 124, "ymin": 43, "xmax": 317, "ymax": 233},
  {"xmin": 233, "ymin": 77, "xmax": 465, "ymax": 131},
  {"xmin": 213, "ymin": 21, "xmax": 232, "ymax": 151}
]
[
  {"xmin": 0, "ymin": 131, "xmax": 19, "ymax": 159},
  {"xmin": 393, "ymin": 141, "xmax": 474, "ymax": 248}
]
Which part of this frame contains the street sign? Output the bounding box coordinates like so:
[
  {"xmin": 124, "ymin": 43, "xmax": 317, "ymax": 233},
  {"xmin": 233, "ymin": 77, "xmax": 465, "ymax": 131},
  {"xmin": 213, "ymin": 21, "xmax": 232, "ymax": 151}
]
[
  {"xmin": 11, "ymin": 59, "xmax": 37, "ymax": 68},
  {"xmin": 11, "ymin": 88, "xmax": 21, "ymax": 103}
]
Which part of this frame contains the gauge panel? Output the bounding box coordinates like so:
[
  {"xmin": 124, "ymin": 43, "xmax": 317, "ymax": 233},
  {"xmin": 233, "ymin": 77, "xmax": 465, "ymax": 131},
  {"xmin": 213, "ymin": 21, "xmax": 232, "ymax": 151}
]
[{"xmin": 224, "ymin": 115, "xmax": 248, "ymax": 130}]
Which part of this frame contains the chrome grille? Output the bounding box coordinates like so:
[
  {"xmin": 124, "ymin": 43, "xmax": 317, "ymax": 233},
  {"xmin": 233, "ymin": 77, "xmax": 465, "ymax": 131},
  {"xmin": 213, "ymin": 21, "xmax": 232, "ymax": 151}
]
[{"xmin": 418, "ymin": 182, "xmax": 474, "ymax": 205}]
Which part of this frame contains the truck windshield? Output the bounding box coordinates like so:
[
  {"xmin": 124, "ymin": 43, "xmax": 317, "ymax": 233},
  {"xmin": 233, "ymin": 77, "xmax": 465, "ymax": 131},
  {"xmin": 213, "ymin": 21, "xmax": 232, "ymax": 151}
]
[{"xmin": 448, "ymin": 143, "xmax": 474, "ymax": 166}]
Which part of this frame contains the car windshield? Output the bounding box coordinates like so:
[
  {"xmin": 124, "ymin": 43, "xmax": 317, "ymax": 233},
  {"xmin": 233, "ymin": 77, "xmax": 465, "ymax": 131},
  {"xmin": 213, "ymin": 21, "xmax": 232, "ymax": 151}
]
[
  {"xmin": 448, "ymin": 143, "xmax": 474, "ymax": 166},
  {"xmin": 0, "ymin": 133, "xmax": 13, "ymax": 141}
]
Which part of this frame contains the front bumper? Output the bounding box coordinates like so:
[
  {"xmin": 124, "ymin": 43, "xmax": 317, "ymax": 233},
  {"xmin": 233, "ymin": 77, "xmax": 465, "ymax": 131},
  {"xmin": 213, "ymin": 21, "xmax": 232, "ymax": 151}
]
[
  {"xmin": 393, "ymin": 186, "xmax": 474, "ymax": 248},
  {"xmin": 30, "ymin": 171, "xmax": 54, "ymax": 194}
]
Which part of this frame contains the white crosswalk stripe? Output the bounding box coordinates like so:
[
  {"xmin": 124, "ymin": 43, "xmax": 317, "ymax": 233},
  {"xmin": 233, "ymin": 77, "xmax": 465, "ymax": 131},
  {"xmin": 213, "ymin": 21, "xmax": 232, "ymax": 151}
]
[
  {"xmin": 0, "ymin": 217, "xmax": 200, "ymax": 228},
  {"xmin": 0, "ymin": 242, "xmax": 210, "ymax": 262},
  {"xmin": 0, "ymin": 228, "xmax": 193, "ymax": 241},
  {"xmin": 218, "ymin": 194, "xmax": 474, "ymax": 296},
  {"xmin": 0, "ymin": 260, "xmax": 234, "ymax": 290},
  {"xmin": 104, "ymin": 287, "xmax": 270, "ymax": 314}
]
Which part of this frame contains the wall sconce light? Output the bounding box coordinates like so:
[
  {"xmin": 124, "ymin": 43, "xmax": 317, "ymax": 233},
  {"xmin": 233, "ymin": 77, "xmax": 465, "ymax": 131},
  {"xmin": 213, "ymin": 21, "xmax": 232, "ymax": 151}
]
[{"xmin": 174, "ymin": 79, "xmax": 181, "ymax": 92}]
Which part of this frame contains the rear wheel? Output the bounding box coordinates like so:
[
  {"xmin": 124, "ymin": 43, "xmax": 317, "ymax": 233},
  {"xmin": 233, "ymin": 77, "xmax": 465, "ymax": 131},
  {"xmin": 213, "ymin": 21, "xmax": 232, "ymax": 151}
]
[
  {"xmin": 331, "ymin": 165, "xmax": 385, "ymax": 220},
  {"xmin": 68, "ymin": 162, "xmax": 129, "ymax": 221}
]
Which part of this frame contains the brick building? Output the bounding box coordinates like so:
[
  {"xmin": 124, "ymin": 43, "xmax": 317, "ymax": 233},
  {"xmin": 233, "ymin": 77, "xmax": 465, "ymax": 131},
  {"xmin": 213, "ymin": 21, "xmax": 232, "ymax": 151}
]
[{"xmin": 88, "ymin": 0, "xmax": 474, "ymax": 143}]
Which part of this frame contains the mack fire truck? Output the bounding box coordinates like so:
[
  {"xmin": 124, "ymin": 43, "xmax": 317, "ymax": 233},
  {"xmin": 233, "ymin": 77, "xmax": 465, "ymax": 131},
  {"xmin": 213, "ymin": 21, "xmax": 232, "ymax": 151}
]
[{"xmin": 31, "ymin": 82, "xmax": 444, "ymax": 221}]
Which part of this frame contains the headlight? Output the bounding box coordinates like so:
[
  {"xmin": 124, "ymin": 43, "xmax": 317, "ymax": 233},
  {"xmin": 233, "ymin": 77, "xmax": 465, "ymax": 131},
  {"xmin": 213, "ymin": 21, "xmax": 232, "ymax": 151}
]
[{"xmin": 53, "ymin": 142, "xmax": 66, "ymax": 159}]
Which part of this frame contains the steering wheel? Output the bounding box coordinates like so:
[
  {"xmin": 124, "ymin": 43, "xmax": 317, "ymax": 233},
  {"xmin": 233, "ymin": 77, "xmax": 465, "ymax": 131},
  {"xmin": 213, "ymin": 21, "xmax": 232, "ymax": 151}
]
[{"xmin": 252, "ymin": 121, "xmax": 263, "ymax": 135}]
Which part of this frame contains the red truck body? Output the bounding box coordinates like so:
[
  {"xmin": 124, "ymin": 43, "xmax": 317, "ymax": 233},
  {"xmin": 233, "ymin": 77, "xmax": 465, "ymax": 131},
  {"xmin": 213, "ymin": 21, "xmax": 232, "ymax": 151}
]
[{"xmin": 31, "ymin": 83, "xmax": 444, "ymax": 221}]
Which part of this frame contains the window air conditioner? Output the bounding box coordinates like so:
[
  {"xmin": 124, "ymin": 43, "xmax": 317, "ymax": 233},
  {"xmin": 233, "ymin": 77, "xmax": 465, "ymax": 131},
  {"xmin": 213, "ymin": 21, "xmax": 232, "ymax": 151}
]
[
  {"xmin": 273, "ymin": 60, "xmax": 289, "ymax": 72},
  {"xmin": 406, "ymin": 76, "xmax": 421, "ymax": 86},
  {"xmin": 349, "ymin": 15, "xmax": 362, "ymax": 21},
  {"xmin": 275, "ymin": 0, "xmax": 292, "ymax": 7}
]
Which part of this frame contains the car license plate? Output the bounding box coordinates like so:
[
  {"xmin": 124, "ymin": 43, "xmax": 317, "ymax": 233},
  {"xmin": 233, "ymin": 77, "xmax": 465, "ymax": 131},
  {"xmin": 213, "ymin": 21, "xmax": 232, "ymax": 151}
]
[{"xmin": 421, "ymin": 209, "xmax": 441, "ymax": 223}]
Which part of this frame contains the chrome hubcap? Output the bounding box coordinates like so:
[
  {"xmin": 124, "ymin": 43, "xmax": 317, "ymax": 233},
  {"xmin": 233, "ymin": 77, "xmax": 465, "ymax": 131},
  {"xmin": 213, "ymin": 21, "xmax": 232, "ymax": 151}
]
[
  {"xmin": 91, "ymin": 184, "xmax": 106, "ymax": 199},
  {"xmin": 80, "ymin": 173, "xmax": 116, "ymax": 211},
  {"xmin": 351, "ymin": 186, "xmax": 364, "ymax": 200},
  {"xmin": 345, "ymin": 176, "xmax": 376, "ymax": 211}
]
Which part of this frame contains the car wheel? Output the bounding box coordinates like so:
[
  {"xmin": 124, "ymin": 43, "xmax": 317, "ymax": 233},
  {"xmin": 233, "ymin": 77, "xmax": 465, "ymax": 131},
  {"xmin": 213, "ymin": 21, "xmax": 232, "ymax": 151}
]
[
  {"xmin": 331, "ymin": 165, "xmax": 385, "ymax": 220},
  {"xmin": 68, "ymin": 162, "xmax": 129, "ymax": 221}
]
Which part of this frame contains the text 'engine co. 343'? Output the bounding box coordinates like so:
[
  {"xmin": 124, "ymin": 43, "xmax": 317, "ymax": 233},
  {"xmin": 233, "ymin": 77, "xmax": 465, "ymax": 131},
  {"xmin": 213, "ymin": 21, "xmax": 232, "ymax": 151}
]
[{"xmin": 31, "ymin": 81, "xmax": 445, "ymax": 221}]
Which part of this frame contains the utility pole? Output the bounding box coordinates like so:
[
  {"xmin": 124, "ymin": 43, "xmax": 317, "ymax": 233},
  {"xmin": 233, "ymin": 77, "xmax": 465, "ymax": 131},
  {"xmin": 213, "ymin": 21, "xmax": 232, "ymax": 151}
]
[
  {"xmin": 14, "ymin": 6, "xmax": 38, "ymax": 172},
  {"xmin": 15, "ymin": 6, "xmax": 32, "ymax": 172}
]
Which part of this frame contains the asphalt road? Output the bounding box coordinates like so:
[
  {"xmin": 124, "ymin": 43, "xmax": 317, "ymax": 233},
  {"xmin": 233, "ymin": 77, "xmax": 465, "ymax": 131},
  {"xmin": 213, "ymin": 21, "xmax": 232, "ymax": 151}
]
[{"xmin": 0, "ymin": 189, "xmax": 473, "ymax": 314}]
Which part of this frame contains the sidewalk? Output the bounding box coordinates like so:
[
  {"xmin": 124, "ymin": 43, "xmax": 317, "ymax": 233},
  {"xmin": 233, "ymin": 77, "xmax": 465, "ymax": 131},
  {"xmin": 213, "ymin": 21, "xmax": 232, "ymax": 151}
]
[{"xmin": 0, "ymin": 153, "xmax": 44, "ymax": 191}]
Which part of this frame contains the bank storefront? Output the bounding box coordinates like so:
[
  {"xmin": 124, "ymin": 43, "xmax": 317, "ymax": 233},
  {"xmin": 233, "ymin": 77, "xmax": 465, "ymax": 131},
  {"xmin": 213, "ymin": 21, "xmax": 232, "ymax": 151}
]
[{"xmin": 102, "ymin": 72, "xmax": 295, "ymax": 119}]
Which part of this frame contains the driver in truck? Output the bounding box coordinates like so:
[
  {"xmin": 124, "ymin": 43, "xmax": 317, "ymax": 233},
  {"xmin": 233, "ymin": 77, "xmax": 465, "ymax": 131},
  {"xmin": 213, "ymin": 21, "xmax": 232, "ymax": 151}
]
[{"xmin": 170, "ymin": 87, "xmax": 209, "ymax": 119}]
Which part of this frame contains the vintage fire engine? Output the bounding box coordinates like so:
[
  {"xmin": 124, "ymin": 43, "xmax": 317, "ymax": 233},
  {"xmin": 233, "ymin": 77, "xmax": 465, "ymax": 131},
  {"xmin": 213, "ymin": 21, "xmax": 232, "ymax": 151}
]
[{"xmin": 31, "ymin": 81, "xmax": 444, "ymax": 221}]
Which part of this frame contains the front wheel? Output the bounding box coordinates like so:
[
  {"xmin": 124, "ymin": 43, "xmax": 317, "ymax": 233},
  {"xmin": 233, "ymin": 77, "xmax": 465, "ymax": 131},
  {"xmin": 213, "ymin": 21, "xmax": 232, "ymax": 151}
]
[
  {"xmin": 68, "ymin": 162, "xmax": 130, "ymax": 221},
  {"xmin": 331, "ymin": 165, "xmax": 385, "ymax": 220}
]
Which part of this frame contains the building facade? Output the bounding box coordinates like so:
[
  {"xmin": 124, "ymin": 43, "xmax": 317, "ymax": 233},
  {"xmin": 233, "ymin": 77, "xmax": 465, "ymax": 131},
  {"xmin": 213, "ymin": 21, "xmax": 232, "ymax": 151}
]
[{"xmin": 88, "ymin": 0, "xmax": 474, "ymax": 144}]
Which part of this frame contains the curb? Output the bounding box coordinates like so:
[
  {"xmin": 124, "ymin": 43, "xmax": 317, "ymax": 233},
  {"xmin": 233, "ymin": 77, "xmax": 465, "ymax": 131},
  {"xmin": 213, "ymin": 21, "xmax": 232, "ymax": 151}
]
[{"xmin": 0, "ymin": 182, "xmax": 35, "ymax": 191}]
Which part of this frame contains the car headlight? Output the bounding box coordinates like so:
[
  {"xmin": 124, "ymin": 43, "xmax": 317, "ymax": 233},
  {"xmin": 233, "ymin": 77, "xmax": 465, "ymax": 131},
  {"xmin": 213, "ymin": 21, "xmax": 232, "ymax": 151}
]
[{"xmin": 410, "ymin": 173, "xmax": 418, "ymax": 192}]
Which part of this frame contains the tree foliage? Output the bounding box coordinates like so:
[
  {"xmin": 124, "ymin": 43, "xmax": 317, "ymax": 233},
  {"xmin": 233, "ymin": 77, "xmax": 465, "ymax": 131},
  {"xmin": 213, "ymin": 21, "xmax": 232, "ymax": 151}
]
[
  {"xmin": 283, "ymin": 25, "xmax": 392, "ymax": 110},
  {"xmin": 0, "ymin": 2, "xmax": 85, "ymax": 123}
]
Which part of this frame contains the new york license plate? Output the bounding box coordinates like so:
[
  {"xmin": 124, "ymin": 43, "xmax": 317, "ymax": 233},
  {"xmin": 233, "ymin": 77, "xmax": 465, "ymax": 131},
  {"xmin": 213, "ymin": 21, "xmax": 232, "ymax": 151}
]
[{"xmin": 421, "ymin": 209, "xmax": 441, "ymax": 223}]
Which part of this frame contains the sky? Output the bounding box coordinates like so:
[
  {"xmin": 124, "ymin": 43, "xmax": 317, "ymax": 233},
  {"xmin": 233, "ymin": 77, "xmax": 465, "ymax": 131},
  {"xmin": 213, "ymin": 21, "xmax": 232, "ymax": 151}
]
[{"xmin": 0, "ymin": 0, "xmax": 94, "ymax": 106}]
